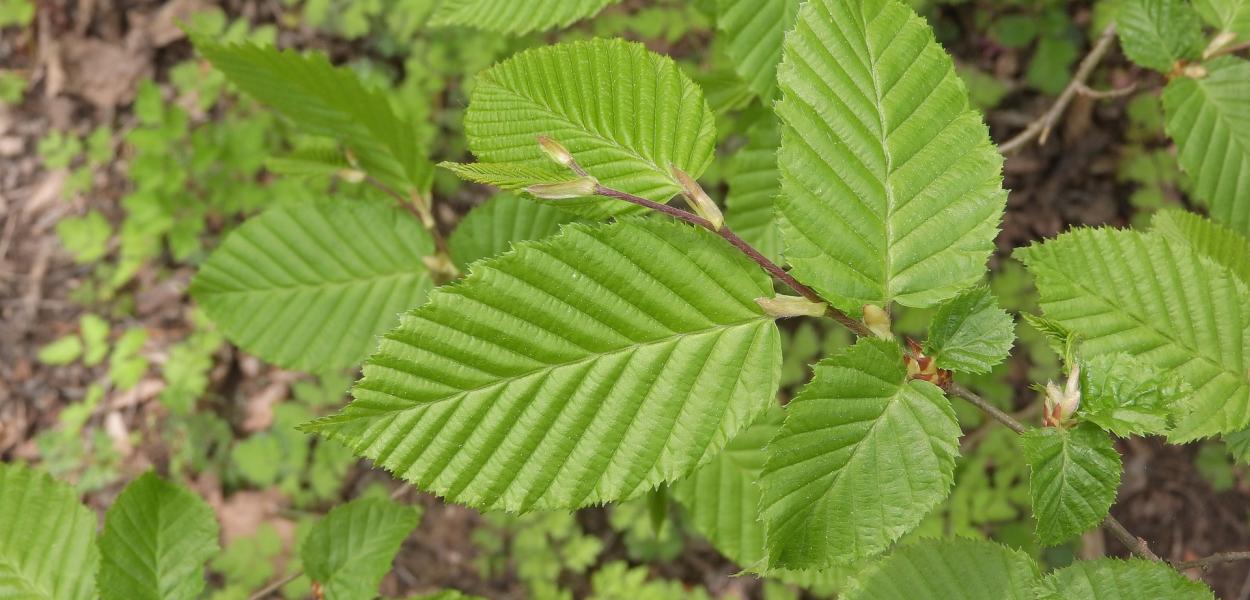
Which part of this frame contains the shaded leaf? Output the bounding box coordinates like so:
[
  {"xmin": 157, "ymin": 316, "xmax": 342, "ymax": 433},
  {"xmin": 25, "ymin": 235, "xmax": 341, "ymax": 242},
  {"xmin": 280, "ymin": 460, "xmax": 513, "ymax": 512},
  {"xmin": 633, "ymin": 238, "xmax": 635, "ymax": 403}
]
[
  {"xmin": 843, "ymin": 538, "xmax": 1038, "ymax": 600},
  {"xmin": 1038, "ymin": 558, "xmax": 1215, "ymax": 599},
  {"xmin": 302, "ymin": 498, "xmax": 421, "ymax": 600},
  {"xmin": 448, "ymin": 193, "xmax": 578, "ymax": 270},
  {"xmin": 431, "ymin": 0, "xmax": 621, "ymax": 35}
]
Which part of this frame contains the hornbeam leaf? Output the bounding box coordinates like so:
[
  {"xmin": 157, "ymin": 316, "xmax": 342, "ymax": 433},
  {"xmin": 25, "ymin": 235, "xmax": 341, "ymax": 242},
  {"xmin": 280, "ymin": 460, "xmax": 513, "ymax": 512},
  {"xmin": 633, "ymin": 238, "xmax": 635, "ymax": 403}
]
[
  {"xmin": 448, "ymin": 194, "xmax": 579, "ymax": 270},
  {"xmin": 191, "ymin": 202, "xmax": 434, "ymax": 371},
  {"xmin": 304, "ymin": 219, "xmax": 782, "ymax": 512},
  {"xmin": 1021, "ymin": 424, "xmax": 1122, "ymax": 545},
  {"xmin": 724, "ymin": 119, "xmax": 783, "ymax": 263},
  {"xmin": 776, "ymin": 0, "xmax": 1005, "ymax": 315},
  {"xmin": 843, "ymin": 538, "xmax": 1038, "ymax": 600},
  {"xmin": 438, "ymin": 162, "xmax": 578, "ymax": 192},
  {"xmin": 1079, "ymin": 353, "xmax": 1186, "ymax": 437},
  {"xmin": 301, "ymin": 498, "xmax": 421, "ymax": 600},
  {"xmin": 1194, "ymin": 0, "xmax": 1250, "ymax": 36},
  {"xmin": 1018, "ymin": 228, "xmax": 1250, "ymax": 441},
  {"xmin": 196, "ymin": 41, "xmax": 429, "ymax": 193},
  {"xmin": 1038, "ymin": 558, "xmax": 1216, "ymax": 600},
  {"xmin": 464, "ymin": 39, "xmax": 717, "ymax": 219},
  {"xmin": 760, "ymin": 338, "xmax": 960, "ymax": 568},
  {"xmin": 924, "ymin": 285, "xmax": 1015, "ymax": 374},
  {"xmin": 431, "ymin": 0, "xmax": 621, "ymax": 36},
  {"xmin": 0, "ymin": 464, "xmax": 97, "ymax": 600},
  {"xmin": 1153, "ymin": 210, "xmax": 1250, "ymax": 284},
  {"xmin": 716, "ymin": 0, "xmax": 801, "ymax": 100},
  {"xmin": 1163, "ymin": 58, "xmax": 1250, "ymax": 236},
  {"xmin": 1116, "ymin": 0, "xmax": 1205, "ymax": 72},
  {"xmin": 98, "ymin": 473, "xmax": 220, "ymax": 600}
]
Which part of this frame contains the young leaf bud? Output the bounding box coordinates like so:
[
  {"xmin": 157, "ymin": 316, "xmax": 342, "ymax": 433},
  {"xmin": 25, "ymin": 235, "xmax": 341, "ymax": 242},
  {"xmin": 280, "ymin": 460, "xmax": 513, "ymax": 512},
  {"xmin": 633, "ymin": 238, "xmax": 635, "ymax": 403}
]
[
  {"xmin": 525, "ymin": 177, "xmax": 599, "ymax": 199},
  {"xmin": 669, "ymin": 165, "xmax": 724, "ymax": 230},
  {"xmin": 537, "ymin": 135, "xmax": 575, "ymax": 168},
  {"xmin": 862, "ymin": 304, "xmax": 892, "ymax": 340},
  {"xmin": 1043, "ymin": 364, "xmax": 1082, "ymax": 426},
  {"xmin": 755, "ymin": 295, "xmax": 827, "ymax": 318}
]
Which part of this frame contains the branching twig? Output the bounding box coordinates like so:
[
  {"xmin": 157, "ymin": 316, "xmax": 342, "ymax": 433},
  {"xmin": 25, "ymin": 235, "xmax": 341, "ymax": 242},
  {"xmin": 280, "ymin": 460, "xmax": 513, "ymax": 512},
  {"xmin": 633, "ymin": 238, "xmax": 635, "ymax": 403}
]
[
  {"xmin": 946, "ymin": 383, "xmax": 1026, "ymax": 434},
  {"xmin": 1172, "ymin": 551, "xmax": 1250, "ymax": 570},
  {"xmin": 247, "ymin": 571, "xmax": 303, "ymax": 600},
  {"xmin": 998, "ymin": 24, "xmax": 1119, "ymax": 154},
  {"xmin": 1103, "ymin": 515, "xmax": 1163, "ymax": 561}
]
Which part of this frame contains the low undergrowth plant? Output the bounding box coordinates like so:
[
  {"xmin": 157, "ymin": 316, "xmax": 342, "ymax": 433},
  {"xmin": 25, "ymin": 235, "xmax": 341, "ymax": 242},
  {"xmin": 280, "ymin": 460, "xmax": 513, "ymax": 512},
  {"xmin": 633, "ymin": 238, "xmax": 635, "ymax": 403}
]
[{"xmin": 7, "ymin": 0, "xmax": 1250, "ymax": 597}]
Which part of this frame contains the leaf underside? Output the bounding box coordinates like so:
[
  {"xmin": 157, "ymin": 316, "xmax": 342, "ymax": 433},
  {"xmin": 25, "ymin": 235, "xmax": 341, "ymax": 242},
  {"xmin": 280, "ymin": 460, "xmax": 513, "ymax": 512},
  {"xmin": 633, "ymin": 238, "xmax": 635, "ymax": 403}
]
[
  {"xmin": 305, "ymin": 219, "xmax": 781, "ymax": 512},
  {"xmin": 776, "ymin": 0, "xmax": 1005, "ymax": 315},
  {"xmin": 1019, "ymin": 227, "xmax": 1250, "ymax": 441},
  {"xmin": 431, "ymin": 0, "xmax": 621, "ymax": 35},
  {"xmin": 0, "ymin": 464, "xmax": 97, "ymax": 600},
  {"xmin": 760, "ymin": 338, "xmax": 960, "ymax": 569},
  {"xmin": 191, "ymin": 202, "xmax": 434, "ymax": 371},
  {"xmin": 1163, "ymin": 57, "xmax": 1250, "ymax": 236},
  {"xmin": 464, "ymin": 38, "xmax": 717, "ymax": 219},
  {"xmin": 98, "ymin": 473, "xmax": 220, "ymax": 600}
]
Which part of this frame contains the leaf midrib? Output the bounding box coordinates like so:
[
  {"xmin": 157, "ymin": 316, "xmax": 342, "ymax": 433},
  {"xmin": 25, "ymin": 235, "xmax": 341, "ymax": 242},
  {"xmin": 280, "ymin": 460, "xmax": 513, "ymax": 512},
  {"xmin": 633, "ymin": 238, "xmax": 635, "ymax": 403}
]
[{"xmin": 352, "ymin": 314, "xmax": 775, "ymax": 414}]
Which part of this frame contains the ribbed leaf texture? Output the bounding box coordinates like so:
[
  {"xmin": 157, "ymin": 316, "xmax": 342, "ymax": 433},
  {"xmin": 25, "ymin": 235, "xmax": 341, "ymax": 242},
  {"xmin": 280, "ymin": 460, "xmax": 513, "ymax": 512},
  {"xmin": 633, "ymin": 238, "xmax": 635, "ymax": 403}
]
[
  {"xmin": 1037, "ymin": 558, "xmax": 1216, "ymax": 600},
  {"xmin": 304, "ymin": 219, "xmax": 782, "ymax": 512},
  {"xmin": 1021, "ymin": 424, "xmax": 1121, "ymax": 545},
  {"xmin": 759, "ymin": 338, "xmax": 960, "ymax": 568},
  {"xmin": 439, "ymin": 162, "xmax": 576, "ymax": 192},
  {"xmin": 1153, "ymin": 210, "xmax": 1250, "ymax": 284},
  {"xmin": 716, "ymin": 0, "xmax": 800, "ymax": 100},
  {"xmin": 924, "ymin": 285, "xmax": 1015, "ymax": 374},
  {"xmin": 0, "ymin": 464, "xmax": 97, "ymax": 600},
  {"xmin": 1195, "ymin": 0, "xmax": 1250, "ymax": 36},
  {"xmin": 197, "ymin": 41, "xmax": 428, "ymax": 192},
  {"xmin": 673, "ymin": 410, "xmax": 780, "ymax": 571},
  {"xmin": 1018, "ymin": 228, "xmax": 1250, "ymax": 441},
  {"xmin": 464, "ymin": 39, "xmax": 717, "ymax": 219},
  {"xmin": 191, "ymin": 202, "xmax": 434, "ymax": 371},
  {"xmin": 842, "ymin": 538, "xmax": 1038, "ymax": 600},
  {"xmin": 1079, "ymin": 353, "xmax": 1185, "ymax": 437},
  {"xmin": 1163, "ymin": 57, "xmax": 1250, "ymax": 235},
  {"xmin": 448, "ymin": 194, "xmax": 578, "ymax": 270},
  {"xmin": 776, "ymin": 0, "xmax": 1005, "ymax": 315},
  {"xmin": 724, "ymin": 119, "xmax": 782, "ymax": 263},
  {"xmin": 1116, "ymin": 0, "xmax": 1205, "ymax": 72},
  {"xmin": 98, "ymin": 473, "xmax": 220, "ymax": 600},
  {"xmin": 430, "ymin": 0, "xmax": 620, "ymax": 35},
  {"xmin": 301, "ymin": 498, "xmax": 421, "ymax": 600}
]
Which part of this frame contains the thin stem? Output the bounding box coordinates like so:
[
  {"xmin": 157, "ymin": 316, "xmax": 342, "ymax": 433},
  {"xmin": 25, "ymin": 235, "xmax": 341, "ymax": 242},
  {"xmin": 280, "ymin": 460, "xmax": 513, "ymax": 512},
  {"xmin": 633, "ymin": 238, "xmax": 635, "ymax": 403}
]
[
  {"xmin": 1172, "ymin": 551, "xmax": 1250, "ymax": 570},
  {"xmin": 248, "ymin": 571, "xmax": 302, "ymax": 600},
  {"xmin": 946, "ymin": 382, "xmax": 1026, "ymax": 434},
  {"xmin": 998, "ymin": 23, "xmax": 1119, "ymax": 154},
  {"xmin": 1103, "ymin": 515, "xmax": 1162, "ymax": 561},
  {"xmin": 593, "ymin": 185, "xmax": 872, "ymax": 337},
  {"xmin": 364, "ymin": 176, "xmax": 458, "ymax": 282}
]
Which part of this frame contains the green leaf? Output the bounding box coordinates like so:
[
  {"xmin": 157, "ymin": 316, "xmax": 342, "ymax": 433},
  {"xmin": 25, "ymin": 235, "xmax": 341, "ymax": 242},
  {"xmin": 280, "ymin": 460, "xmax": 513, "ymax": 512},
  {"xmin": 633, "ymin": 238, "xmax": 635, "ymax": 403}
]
[
  {"xmin": 0, "ymin": 464, "xmax": 97, "ymax": 600},
  {"xmin": 1038, "ymin": 558, "xmax": 1215, "ymax": 599},
  {"xmin": 430, "ymin": 0, "xmax": 620, "ymax": 35},
  {"xmin": 38, "ymin": 335, "xmax": 82, "ymax": 365},
  {"xmin": 448, "ymin": 194, "xmax": 578, "ymax": 270},
  {"xmin": 760, "ymin": 338, "xmax": 960, "ymax": 568},
  {"xmin": 1116, "ymin": 0, "xmax": 1205, "ymax": 72},
  {"xmin": 673, "ymin": 410, "xmax": 780, "ymax": 571},
  {"xmin": 464, "ymin": 39, "xmax": 717, "ymax": 219},
  {"xmin": 923, "ymin": 285, "xmax": 1014, "ymax": 374},
  {"xmin": 716, "ymin": 0, "xmax": 801, "ymax": 100},
  {"xmin": 1022, "ymin": 424, "xmax": 1121, "ymax": 545},
  {"xmin": 265, "ymin": 146, "xmax": 352, "ymax": 178},
  {"xmin": 1153, "ymin": 210, "xmax": 1250, "ymax": 284},
  {"xmin": 191, "ymin": 202, "xmax": 434, "ymax": 371},
  {"xmin": 98, "ymin": 473, "xmax": 220, "ymax": 600},
  {"xmin": 56, "ymin": 210, "xmax": 111, "ymax": 264},
  {"xmin": 724, "ymin": 119, "xmax": 783, "ymax": 264},
  {"xmin": 302, "ymin": 498, "xmax": 420, "ymax": 600},
  {"xmin": 196, "ymin": 41, "xmax": 429, "ymax": 192},
  {"xmin": 1020, "ymin": 312, "xmax": 1079, "ymax": 366},
  {"xmin": 842, "ymin": 538, "xmax": 1038, "ymax": 600},
  {"xmin": 304, "ymin": 219, "xmax": 782, "ymax": 511},
  {"xmin": 1163, "ymin": 58, "xmax": 1250, "ymax": 235},
  {"xmin": 1018, "ymin": 228, "xmax": 1250, "ymax": 441},
  {"xmin": 1079, "ymin": 353, "xmax": 1185, "ymax": 437},
  {"xmin": 776, "ymin": 0, "xmax": 1005, "ymax": 315},
  {"xmin": 439, "ymin": 161, "xmax": 577, "ymax": 192},
  {"xmin": 1195, "ymin": 0, "xmax": 1250, "ymax": 36}
]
